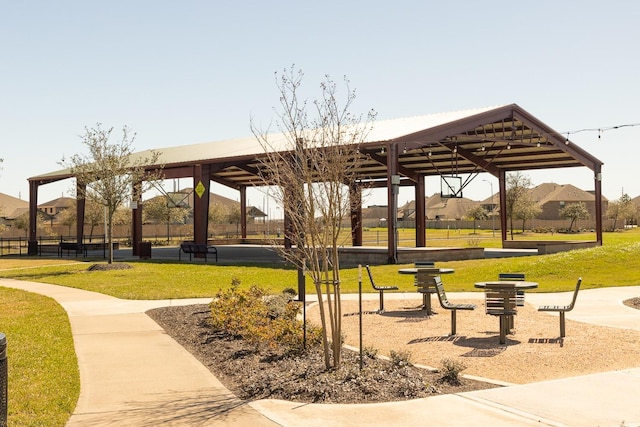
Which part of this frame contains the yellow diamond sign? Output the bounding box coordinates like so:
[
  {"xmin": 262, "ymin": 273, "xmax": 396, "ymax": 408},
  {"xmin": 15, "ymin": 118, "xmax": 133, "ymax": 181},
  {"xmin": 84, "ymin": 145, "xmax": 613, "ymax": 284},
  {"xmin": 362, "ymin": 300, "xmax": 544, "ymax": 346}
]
[{"xmin": 195, "ymin": 181, "xmax": 205, "ymax": 198}]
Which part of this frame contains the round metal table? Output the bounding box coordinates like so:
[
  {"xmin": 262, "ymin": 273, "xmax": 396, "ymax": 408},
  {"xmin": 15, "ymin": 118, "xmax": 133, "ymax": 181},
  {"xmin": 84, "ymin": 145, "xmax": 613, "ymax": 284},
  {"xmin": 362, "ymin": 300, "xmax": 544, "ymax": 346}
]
[
  {"xmin": 398, "ymin": 268, "xmax": 455, "ymax": 275},
  {"xmin": 474, "ymin": 281, "xmax": 538, "ymax": 289}
]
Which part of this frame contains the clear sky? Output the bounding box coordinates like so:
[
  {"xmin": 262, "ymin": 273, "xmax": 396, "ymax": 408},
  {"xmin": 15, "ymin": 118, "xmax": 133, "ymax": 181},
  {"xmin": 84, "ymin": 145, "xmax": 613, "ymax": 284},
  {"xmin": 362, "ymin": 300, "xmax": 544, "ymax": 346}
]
[{"xmin": 2, "ymin": 1, "xmax": 639, "ymax": 210}]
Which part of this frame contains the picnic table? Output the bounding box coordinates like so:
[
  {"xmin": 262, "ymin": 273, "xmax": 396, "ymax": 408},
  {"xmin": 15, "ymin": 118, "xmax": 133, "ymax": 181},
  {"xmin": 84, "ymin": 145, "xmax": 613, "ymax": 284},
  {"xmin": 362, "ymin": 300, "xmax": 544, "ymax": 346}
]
[{"xmin": 475, "ymin": 281, "xmax": 538, "ymax": 343}]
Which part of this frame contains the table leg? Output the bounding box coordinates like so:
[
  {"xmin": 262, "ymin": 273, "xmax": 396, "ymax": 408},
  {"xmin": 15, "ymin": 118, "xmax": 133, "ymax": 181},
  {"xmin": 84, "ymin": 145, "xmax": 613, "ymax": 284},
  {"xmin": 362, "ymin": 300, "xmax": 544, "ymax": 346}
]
[{"xmin": 421, "ymin": 291, "xmax": 434, "ymax": 314}]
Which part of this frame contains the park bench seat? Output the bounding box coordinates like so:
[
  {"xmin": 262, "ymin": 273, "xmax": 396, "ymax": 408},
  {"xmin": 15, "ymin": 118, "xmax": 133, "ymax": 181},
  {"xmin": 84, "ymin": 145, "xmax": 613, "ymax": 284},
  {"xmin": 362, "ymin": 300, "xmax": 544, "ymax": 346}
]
[
  {"xmin": 434, "ymin": 277, "xmax": 475, "ymax": 335},
  {"xmin": 415, "ymin": 268, "xmax": 441, "ymax": 313},
  {"xmin": 58, "ymin": 242, "xmax": 87, "ymax": 258},
  {"xmin": 365, "ymin": 265, "xmax": 398, "ymax": 313},
  {"xmin": 485, "ymin": 282, "xmax": 518, "ymax": 344},
  {"xmin": 179, "ymin": 243, "xmax": 218, "ymax": 262},
  {"xmin": 499, "ymin": 272, "xmax": 526, "ymax": 329},
  {"xmin": 538, "ymin": 278, "xmax": 582, "ymax": 338}
]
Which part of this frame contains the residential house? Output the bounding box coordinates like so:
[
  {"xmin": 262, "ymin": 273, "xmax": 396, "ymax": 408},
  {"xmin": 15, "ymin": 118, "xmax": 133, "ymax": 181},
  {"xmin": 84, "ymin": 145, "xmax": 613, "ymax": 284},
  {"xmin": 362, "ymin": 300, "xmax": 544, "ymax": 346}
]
[
  {"xmin": 531, "ymin": 183, "xmax": 607, "ymax": 220},
  {"xmin": 397, "ymin": 194, "xmax": 479, "ymax": 222},
  {"xmin": 0, "ymin": 192, "xmax": 29, "ymax": 225}
]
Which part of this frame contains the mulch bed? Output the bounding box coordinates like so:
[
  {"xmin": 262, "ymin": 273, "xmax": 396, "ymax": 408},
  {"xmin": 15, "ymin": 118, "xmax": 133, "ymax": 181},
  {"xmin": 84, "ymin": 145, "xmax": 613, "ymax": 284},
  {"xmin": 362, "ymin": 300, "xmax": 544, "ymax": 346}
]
[
  {"xmin": 623, "ymin": 297, "xmax": 640, "ymax": 310},
  {"xmin": 146, "ymin": 304, "xmax": 499, "ymax": 404}
]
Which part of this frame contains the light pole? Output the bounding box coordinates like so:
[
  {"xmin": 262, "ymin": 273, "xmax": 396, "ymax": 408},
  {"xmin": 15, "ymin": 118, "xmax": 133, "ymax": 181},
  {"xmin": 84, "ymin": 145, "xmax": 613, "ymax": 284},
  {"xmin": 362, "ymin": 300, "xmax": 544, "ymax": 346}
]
[{"xmin": 483, "ymin": 179, "xmax": 495, "ymax": 237}]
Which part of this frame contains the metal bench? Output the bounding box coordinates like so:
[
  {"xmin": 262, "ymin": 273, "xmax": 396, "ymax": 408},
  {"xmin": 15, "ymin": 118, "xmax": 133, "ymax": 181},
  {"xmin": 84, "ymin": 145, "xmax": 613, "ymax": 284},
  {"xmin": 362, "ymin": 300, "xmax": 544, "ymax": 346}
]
[
  {"xmin": 414, "ymin": 261, "xmax": 435, "ymax": 268},
  {"xmin": 434, "ymin": 277, "xmax": 476, "ymax": 335},
  {"xmin": 484, "ymin": 282, "xmax": 518, "ymax": 344},
  {"xmin": 538, "ymin": 278, "xmax": 582, "ymax": 338},
  {"xmin": 499, "ymin": 272, "xmax": 526, "ymax": 305},
  {"xmin": 415, "ymin": 268, "xmax": 441, "ymax": 314},
  {"xmin": 58, "ymin": 242, "xmax": 87, "ymax": 258},
  {"xmin": 179, "ymin": 243, "xmax": 218, "ymax": 262},
  {"xmin": 499, "ymin": 272, "xmax": 526, "ymax": 329},
  {"xmin": 365, "ymin": 265, "xmax": 398, "ymax": 313}
]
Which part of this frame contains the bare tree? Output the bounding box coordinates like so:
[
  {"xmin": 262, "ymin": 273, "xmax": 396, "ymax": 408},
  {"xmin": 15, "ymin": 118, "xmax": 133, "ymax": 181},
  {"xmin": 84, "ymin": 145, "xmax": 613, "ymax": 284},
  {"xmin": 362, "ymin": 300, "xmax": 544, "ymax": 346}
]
[
  {"xmin": 60, "ymin": 124, "xmax": 162, "ymax": 263},
  {"xmin": 560, "ymin": 202, "xmax": 590, "ymax": 232},
  {"xmin": 252, "ymin": 67, "xmax": 375, "ymax": 369}
]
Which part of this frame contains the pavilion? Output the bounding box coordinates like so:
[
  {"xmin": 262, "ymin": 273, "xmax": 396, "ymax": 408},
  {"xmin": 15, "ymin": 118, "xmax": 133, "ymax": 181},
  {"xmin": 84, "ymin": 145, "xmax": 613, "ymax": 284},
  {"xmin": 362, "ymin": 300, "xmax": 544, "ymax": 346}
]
[{"xmin": 27, "ymin": 103, "xmax": 604, "ymax": 263}]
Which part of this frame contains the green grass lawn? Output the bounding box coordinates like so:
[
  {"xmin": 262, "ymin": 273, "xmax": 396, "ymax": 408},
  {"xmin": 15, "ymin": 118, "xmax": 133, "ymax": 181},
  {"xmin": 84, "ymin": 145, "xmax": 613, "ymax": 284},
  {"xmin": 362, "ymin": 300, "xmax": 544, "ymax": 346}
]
[
  {"xmin": 0, "ymin": 287, "xmax": 79, "ymax": 427},
  {"xmin": 1, "ymin": 228, "xmax": 639, "ymax": 425},
  {"xmin": 2, "ymin": 229, "xmax": 639, "ymax": 298}
]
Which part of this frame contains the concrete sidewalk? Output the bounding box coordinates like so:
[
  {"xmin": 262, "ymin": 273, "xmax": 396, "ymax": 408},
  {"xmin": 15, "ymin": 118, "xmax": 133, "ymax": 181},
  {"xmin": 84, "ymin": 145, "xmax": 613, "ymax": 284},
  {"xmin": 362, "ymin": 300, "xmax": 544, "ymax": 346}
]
[{"xmin": 2, "ymin": 278, "xmax": 640, "ymax": 426}]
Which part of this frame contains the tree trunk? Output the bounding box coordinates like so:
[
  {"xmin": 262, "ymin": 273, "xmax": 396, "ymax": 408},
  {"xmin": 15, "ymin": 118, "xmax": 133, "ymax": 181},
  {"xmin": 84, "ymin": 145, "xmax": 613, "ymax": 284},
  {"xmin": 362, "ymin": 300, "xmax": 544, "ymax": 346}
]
[{"xmin": 108, "ymin": 208, "xmax": 114, "ymax": 264}]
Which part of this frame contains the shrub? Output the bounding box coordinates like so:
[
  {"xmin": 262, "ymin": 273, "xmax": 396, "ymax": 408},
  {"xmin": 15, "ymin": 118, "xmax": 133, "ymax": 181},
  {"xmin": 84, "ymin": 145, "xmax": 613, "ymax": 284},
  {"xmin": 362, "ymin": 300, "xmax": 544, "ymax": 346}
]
[
  {"xmin": 467, "ymin": 236, "xmax": 481, "ymax": 247},
  {"xmin": 389, "ymin": 350, "xmax": 412, "ymax": 368},
  {"xmin": 438, "ymin": 358, "xmax": 467, "ymax": 385},
  {"xmin": 362, "ymin": 345, "xmax": 378, "ymax": 359},
  {"xmin": 209, "ymin": 279, "xmax": 320, "ymax": 352}
]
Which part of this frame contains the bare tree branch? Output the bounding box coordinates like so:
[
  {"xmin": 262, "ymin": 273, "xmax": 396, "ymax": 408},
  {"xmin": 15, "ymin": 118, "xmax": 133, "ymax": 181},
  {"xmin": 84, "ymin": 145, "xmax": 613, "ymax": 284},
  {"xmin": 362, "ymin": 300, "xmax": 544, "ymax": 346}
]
[{"xmin": 251, "ymin": 67, "xmax": 376, "ymax": 369}]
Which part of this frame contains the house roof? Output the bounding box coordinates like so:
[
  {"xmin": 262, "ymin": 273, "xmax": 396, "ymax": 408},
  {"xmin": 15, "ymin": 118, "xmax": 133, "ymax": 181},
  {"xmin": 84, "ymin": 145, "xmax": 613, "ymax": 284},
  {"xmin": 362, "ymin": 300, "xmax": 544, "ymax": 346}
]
[
  {"xmin": 398, "ymin": 194, "xmax": 478, "ymax": 220},
  {"xmin": 146, "ymin": 188, "xmax": 239, "ymax": 208},
  {"xmin": 533, "ymin": 183, "xmax": 605, "ymax": 204},
  {"xmin": 39, "ymin": 196, "xmax": 75, "ymax": 208},
  {"xmin": 0, "ymin": 192, "xmax": 28, "ymax": 219},
  {"xmin": 28, "ymin": 104, "xmax": 603, "ymax": 193}
]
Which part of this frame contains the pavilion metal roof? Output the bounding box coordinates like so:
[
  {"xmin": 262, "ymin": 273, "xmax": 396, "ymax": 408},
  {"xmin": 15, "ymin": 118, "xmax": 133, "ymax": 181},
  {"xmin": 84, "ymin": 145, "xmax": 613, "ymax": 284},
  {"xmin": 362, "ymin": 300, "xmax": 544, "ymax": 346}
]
[{"xmin": 29, "ymin": 103, "xmax": 604, "ymax": 191}]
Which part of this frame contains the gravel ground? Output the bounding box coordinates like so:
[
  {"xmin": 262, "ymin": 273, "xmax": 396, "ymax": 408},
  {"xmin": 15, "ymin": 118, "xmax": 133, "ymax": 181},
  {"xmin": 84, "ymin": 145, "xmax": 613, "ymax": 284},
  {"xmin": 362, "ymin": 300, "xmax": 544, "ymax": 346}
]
[{"xmin": 319, "ymin": 297, "xmax": 640, "ymax": 384}]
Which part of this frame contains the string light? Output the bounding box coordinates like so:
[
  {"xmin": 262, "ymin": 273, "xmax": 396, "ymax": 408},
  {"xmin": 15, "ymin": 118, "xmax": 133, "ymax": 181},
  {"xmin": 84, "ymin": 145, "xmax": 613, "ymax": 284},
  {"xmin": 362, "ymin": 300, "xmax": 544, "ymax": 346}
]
[
  {"xmin": 377, "ymin": 121, "xmax": 639, "ymax": 153},
  {"xmin": 559, "ymin": 122, "xmax": 640, "ymax": 142}
]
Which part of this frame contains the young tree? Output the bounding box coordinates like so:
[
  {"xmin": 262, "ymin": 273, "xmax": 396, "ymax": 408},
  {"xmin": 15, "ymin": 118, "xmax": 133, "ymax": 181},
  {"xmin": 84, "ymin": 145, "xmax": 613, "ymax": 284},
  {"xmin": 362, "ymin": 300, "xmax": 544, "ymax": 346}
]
[
  {"xmin": 513, "ymin": 194, "xmax": 541, "ymax": 233},
  {"xmin": 60, "ymin": 124, "xmax": 162, "ymax": 263},
  {"xmin": 15, "ymin": 211, "xmax": 52, "ymax": 238},
  {"xmin": 58, "ymin": 203, "xmax": 77, "ymax": 236},
  {"xmin": 505, "ymin": 172, "xmax": 534, "ymax": 239},
  {"xmin": 13, "ymin": 212, "xmax": 30, "ymax": 237},
  {"xmin": 252, "ymin": 67, "xmax": 375, "ymax": 369},
  {"xmin": 0, "ymin": 204, "xmax": 6, "ymax": 235},
  {"xmin": 143, "ymin": 196, "xmax": 191, "ymax": 242},
  {"xmin": 208, "ymin": 203, "xmax": 228, "ymax": 225},
  {"xmin": 227, "ymin": 204, "xmax": 242, "ymax": 237},
  {"xmin": 465, "ymin": 205, "xmax": 488, "ymax": 232},
  {"xmin": 607, "ymin": 193, "xmax": 636, "ymax": 230},
  {"xmin": 84, "ymin": 199, "xmax": 106, "ymax": 242},
  {"xmin": 559, "ymin": 202, "xmax": 590, "ymax": 232}
]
